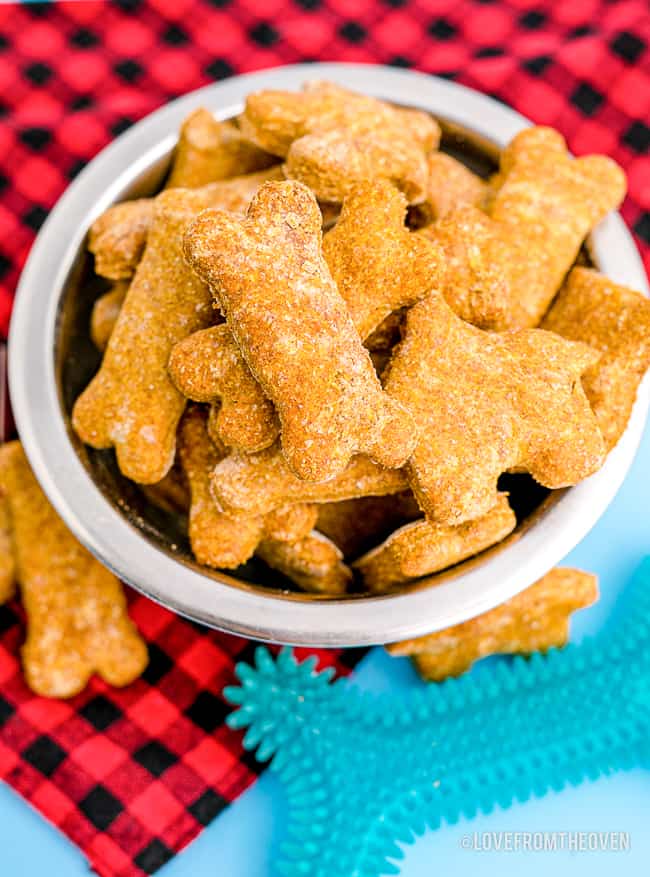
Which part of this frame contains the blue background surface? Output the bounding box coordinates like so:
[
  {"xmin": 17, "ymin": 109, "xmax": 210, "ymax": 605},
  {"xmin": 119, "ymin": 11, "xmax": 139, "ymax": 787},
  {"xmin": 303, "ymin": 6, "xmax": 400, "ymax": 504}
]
[{"xmin": 1, "ymin": 420, "xmax": 649, "ymax": 876}]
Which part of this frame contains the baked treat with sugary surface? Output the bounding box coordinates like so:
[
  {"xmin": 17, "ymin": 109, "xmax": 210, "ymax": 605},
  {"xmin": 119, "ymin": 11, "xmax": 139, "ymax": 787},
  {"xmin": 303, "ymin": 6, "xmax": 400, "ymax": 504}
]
[
  {"xmin": 169, "ymin": 324, "xmax": 279, "ymax": 453},
  {"xmin": 388, "ymin": 567, "xmax": 598, "ymax": 680},
  {"xmin": 241, "ymin": 81, "xmax": 440, "ymax": 203},
  {"xmin": 178, "ymin": 406, "xmax": 317, "ymax": 569},
  {"xmin": 384, "ymin": 292, "xmax": 605, "ymax": 524},
  {"xmin": 421, "ymin": 127, "xmax": 626, "ymax": 329},
  {"xmin": 257, "ymin": 531, "xmax": 352, "ymax": 595},
  {"xmin": 542, "ymin": 267, "xmax": 650, "ymax": 451},
  {"xmin": 355, "ymin": 494, "xmax": 516, "ymax": 591},
  {"xmin": 0, "ymin": 441, "xmax": 148, "ymax": 698},
  {"xmin": 211, "ymin": 445, "xmax": 408, "ymax": 517},
  {"xmin": 323, "ymin": 179, "xmax": 439, "ymax": 341},
  {"xmin": 185, "ymin": 179, "xmax": 418, "ymax": 482}
]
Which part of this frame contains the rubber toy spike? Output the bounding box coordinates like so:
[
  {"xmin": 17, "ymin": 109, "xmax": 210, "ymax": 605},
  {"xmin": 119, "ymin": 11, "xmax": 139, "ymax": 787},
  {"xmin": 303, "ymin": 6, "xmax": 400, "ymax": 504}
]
[{"xmin": 225, "ymin": 559, "xmax": 650, "ymax": 877}]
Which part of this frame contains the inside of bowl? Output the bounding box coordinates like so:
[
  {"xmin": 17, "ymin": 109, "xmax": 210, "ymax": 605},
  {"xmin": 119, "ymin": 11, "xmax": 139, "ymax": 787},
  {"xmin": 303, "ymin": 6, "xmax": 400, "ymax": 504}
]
[{"xmin": 56, "ymin": 112, "xmax": 571, "ymax": 600}]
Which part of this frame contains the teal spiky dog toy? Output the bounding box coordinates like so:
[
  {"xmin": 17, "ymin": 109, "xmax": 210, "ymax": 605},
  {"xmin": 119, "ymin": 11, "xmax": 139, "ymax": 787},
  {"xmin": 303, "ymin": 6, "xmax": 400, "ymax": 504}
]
[{"xmin": 225, "ymin": 560, "xmax": 650, "ymax": 877}]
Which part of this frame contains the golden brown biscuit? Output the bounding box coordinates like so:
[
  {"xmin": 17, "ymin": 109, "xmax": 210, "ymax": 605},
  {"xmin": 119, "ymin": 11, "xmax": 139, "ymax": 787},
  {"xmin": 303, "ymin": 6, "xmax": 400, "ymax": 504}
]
[
  {"xmin": 185, "ymin": 180, "xmax": 418, "ymax": 482},
  {"xmin": 89, "ymin": 199, "xmax": 153, "ymax": 281},
  {"xmin": 354, "ymin": 494, "xmax": 516, "ymax": 591},
  {"xmin": 241, "ymin": 81, "xmax": 440, "ymax": 203},
  {"xmin": 542, "ymin": 267, "xmax": 650, "ymax": 450},
  {"xmin": 388, "ymin": 567, "xmax": 598, "ymax": 680},
  {"xmin": 169, "ymin": 324, "xmax": 279, "ymax": 453},
  {"xmin": 178, "ymin": 407, "xmax": 317, "ymax": 568},
  {"xmin": 166, "ymin": 108, "xmax": 276, "ymax": 189},
  {"xmin": 211, "ymin": 445, "xmax": 408, "ymax": 517},
  {"xmin": 90, "ymin": 281, "xmax": 129, "ymax": 351},
  {"xmin": 419, "ymin": 151, "xmax": 489, "ymax": 223},
  {"xmin": 0, "ymin": 441, "xmax": 148, "ymax": 698},
  {"xmin": 422, "ymin": 127, "xmax": 626, "ymax": 329},
  {"xmin": 323, "ymin": 180, "xmax": 439, "ymax": 340},
  {"xmin": 315, "ymin": 492, "xmax": 421, "ymax": 560},
  {"xmin": 257, "ymin": 532, "xmax": 352, "ymax": 595},
  {"xmin": 89, "ymin": 166, "xmax": 285, "ymax": 282},
  {"xmin": 178, "ymin": 406, "xmax": 265, "ymax": 568},
  {"xmin": 384, "ymin": 293, "xmax": 605, "ymax": 524},
  {"xmin": 74, "ymin": 187, "xmax": 225, "ymax": 484}
]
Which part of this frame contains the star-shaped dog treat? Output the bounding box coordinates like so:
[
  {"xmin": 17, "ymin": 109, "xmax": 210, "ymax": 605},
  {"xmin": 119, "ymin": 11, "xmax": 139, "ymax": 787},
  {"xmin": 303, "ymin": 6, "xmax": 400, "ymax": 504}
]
[{"xmin": 384, "ymin": 293, "xmax": 606, "ymax": 524}]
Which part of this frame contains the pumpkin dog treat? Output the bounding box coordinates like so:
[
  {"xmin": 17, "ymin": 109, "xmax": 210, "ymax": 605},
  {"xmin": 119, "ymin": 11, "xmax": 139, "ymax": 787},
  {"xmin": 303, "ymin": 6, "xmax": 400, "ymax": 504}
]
[
  {"xmin": 490, "ymin": 127, "xmax": 625, "ymax": 325},
  {"xmin": 241, "ymin": 81, "xmax": 440, "ymax": 203},
  {"xmin": 89, "ymin": 199, "xmax": 153, "ymax": 281},
  {"xmin": 185, "ymin": 180, "xmax": 418, "ymax": 482},
  {"xmin": 543, "ymin": 267, "xmax": 650, "ymax": 451},
  {"xmin": 323, "ymin": 180, "xmax": 439, "ymax": 340},
  {"xmin": 0, "ymin": 442, "xmax": 147, "ymax": 698},
  {"xmin": 257, "ymin": 532, "xmax": 352, "ymax": 595},
  {"xmin": 422, "ymin": 127, "xmax": 626, "ymax": 329},
  {"xmin": 419, "ymin": 152, "xmax": 489, "ymax": 223},
  {"xmin": 385, "ymin": 293, "xmax": 605, "ymax": 524},
  {"xmin": 90, "ymin": 281, "xmax": 129, "ymax": 351},
  {"xmin": 179, "ymin": 407, "xmax": 316, "ymax": 568},
  {"xmin": 315, "ymin": 492, "xmax": 421, "ymax": 560},
  {"xmin": 388, "ymin": 567, "xmax": 598, "ymax": 681},
  {"xmin": 169, "ymin": 324, "xmax": 278, "ymax": 453},
  {"xmin": 211, "ymin": 446, "xmax": 408, "ymax": 517},
  {"xmin": 73, "ymin": 187, "xmax": 225, "ymax": 484},
  {"xmin": 89, "ymin": 166, "xmax": 284, "ymax": 282},
  {"xmin": 166, "ymin": 108, "xmax": 276, "ymax": 189},
  {"xmin": 355, "ymin": 494, "xmax": 516, "ymax": 592}
]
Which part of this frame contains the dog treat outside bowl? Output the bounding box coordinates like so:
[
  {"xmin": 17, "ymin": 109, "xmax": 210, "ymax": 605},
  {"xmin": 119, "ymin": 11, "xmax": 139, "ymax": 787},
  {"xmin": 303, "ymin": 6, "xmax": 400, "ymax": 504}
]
[{"xmin": 8, "ymin": 63, "xmax": 649, "ymax": 646}]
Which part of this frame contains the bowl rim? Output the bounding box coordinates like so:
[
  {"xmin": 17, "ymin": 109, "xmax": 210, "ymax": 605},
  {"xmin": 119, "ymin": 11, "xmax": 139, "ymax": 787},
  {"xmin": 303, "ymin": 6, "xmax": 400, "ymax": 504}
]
[{"xmin": 8, "ymin": 62, "xmax": 650, "ymax": 647}]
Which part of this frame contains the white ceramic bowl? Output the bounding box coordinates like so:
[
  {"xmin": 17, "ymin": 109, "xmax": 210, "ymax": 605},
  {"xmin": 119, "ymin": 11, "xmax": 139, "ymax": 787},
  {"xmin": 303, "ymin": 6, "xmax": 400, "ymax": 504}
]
[{"xmin": 8, "ymin": 63, "xmax": 649, "ymax": 646}]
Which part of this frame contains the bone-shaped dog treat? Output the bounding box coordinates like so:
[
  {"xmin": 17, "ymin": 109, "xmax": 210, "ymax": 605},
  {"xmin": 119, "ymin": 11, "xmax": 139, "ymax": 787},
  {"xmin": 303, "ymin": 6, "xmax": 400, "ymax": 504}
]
[
  {"xmin": 388, "ymin": 567, "xmax": 598, "ymax": 680},
  {"xmin": 74, "ymin": 188, "xmax": 220, "ymax": 484},
  {"xmin": 89, "ymin": 199, "xmax": 153, "ymax": 281},
  {"xmin": 422, "ymin": 127, "xmax": 626, "ymax": 329},
  {"xmin": 169, "ymin": 324, "xmax": 279, "ymax": 453},
  {"xmin": 489, "ymin": 127, "xmax": 626, "ymax": 324},
  {"xmin": 542, "ymin": 267, "xmax": 650, "ymax": 451},
  {"xmin": 0, "ymin": 442, "xmax": 148, "ymax": 698},
  {"xmin": 315, "ymin": 492, "xmax": 421, "ymax": 560},
  {"xmin": 90, "ymin": 281, "xmax": 129, "ymax": 351},
  {"xmin": 355, "ymin": 493, "xmax": 516, "ymax": 592},
  {"xmin": 179, "ymin": 407, "xmax": 317, "ymax": 568},
  {"xmin": 241, "ymin": 81, "xmax": 440, "ymax": 203},
  {"xmin": 257, "ymin": 531, "xmax": 352, "ymax": 595},
  {"xmin": 418, "ymin": 151, "xmax": 490, "ymax": 224},
  {"xmin": 185, "ymin": 180, "xmax": 418, "ymax": 482},
  {"xmin": 211, "ymin": 446, "xmax": 408, "ymax": 517},
  {"xmin": 166, "ymin": 108, "xmax": 276, "ymax": 190},
  {"xmin": 323, "ymin": 180, "xmax": 440, "ymax": 340},
  {"xmin": 384, "ymin": 293, "xmax": 605, "ymax": 524},
  {"xmin": 89, "ymin": 109, "xmax": 272, "ymax": 281},
  {"xmin": 89, "ymin": 165, "xmax": 285, "ymax": 282}
]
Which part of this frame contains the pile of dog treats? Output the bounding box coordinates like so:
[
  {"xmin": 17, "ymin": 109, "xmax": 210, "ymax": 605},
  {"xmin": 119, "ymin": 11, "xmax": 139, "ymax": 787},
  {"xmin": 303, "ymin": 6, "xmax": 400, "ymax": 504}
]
[{"xmin": 5, "ymin": 82, "xmax": 650, "ymax": 694}]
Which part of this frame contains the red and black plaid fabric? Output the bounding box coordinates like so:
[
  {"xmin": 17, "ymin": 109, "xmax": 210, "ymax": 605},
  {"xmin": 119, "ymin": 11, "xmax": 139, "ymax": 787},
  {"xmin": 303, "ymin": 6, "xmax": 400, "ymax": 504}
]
[{"xmin": 0, "ymin": 1, "xmax": 648, "ymax": 876}]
